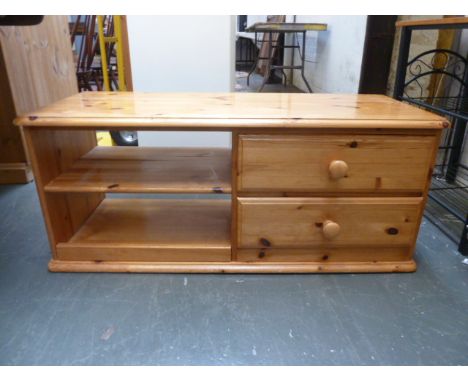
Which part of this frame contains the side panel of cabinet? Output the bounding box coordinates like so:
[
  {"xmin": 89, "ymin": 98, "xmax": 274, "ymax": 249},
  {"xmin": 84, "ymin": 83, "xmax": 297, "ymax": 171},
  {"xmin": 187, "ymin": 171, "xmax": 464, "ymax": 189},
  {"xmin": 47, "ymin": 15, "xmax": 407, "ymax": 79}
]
[{"xmin": 23, "ymin": 128, "xmax": 104, "ymax": 256}]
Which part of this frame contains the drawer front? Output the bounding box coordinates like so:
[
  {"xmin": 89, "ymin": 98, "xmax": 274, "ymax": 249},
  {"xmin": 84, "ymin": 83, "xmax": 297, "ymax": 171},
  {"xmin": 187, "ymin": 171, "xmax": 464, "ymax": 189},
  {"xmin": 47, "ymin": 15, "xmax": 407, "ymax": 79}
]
[
  {"xmin": 237, "ymin": 197, "xmax": 423, "ymax": 248},
  {"xmin": 237, "ymin": 135, "xmax": 436, "ymax": 193}
]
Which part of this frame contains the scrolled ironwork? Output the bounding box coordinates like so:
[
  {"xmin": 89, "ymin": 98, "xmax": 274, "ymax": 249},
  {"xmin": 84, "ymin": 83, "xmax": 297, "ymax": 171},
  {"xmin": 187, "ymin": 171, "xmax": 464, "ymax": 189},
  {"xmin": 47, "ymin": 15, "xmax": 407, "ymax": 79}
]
[{"xmin": 403, "ymin": 49, "xmax": 468, "ymax": 100}]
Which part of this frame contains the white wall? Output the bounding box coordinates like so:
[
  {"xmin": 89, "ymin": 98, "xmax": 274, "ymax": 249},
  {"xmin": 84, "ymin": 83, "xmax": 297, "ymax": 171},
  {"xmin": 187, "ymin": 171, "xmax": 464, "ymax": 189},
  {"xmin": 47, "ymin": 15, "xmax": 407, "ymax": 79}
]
[
  {"xmin": 127, "ymin": 16, "xmax": 235, "ymax": 147},
  {"xmin": 290, "ymin": 15, "xmax": 367, "ymax": 93},
  {"xmin": 246, "ymin": 15, "xmax": 267, "ymax": 29}
]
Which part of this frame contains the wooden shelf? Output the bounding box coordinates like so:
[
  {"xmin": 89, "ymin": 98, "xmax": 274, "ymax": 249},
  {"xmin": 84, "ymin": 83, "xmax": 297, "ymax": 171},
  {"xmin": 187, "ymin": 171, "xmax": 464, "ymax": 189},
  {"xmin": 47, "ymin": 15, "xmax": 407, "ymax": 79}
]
[
  {"xmin": 45, "ymin": 146, "xmax": 231, "ymax": 194},
  {"xmin": 56, "ymin": 198, "xmax": 231, "ymax": 262}
]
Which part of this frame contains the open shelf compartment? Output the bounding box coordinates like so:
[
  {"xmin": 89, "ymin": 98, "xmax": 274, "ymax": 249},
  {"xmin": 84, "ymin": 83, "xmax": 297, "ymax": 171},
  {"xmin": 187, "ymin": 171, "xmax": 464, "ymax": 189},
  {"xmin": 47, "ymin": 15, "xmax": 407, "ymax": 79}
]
[
  {"xmin": 56, "ymin": 198, "xmax": 232, "ymax": 262},
  {"xmin": 44, "ymin": 146, "xmax": 232, "ymax": 194}
]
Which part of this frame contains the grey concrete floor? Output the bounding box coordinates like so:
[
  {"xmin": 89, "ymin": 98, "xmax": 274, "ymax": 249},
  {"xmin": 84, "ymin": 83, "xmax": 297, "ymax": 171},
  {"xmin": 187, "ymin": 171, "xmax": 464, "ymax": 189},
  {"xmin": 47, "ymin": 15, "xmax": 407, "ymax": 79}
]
[{"xmin": 1, "ymin": 182, "xmax": 468, "ymax": 365}]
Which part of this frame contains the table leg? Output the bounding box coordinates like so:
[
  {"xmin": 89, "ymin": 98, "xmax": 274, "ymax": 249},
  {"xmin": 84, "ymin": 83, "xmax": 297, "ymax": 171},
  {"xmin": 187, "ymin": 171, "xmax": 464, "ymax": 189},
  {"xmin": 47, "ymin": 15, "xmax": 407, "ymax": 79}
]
[
  {"xmin": 246, "ymin": 32, "xmax": 258, "ymax": 86},
  {"xmin": 300, "ymin": 31, "xmax": 313, "ymax": 93},
  {"xmin": 258, "ymin": 31, "xmax": 273, "ymax": 92}
]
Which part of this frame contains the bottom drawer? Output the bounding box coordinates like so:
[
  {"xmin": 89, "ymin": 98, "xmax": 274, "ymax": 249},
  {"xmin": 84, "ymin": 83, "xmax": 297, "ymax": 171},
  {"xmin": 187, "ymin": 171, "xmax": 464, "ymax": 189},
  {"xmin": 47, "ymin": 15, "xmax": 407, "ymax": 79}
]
[{"xmin": 237, "ymin": 197, "xmax": 423, "ymax": 248}]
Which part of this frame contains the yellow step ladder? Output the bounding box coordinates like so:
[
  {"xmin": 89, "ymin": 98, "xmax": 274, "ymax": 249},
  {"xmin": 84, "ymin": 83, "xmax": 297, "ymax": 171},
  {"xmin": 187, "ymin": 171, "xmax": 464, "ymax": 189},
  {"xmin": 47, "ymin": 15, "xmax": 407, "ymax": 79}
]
[
  {"xmin": 97, "ymin": 15, "xmax": 128, "ymax": 146},
  {"xmin": 97, "ymin": 15, "xmax": 127, "ymax": 91}
]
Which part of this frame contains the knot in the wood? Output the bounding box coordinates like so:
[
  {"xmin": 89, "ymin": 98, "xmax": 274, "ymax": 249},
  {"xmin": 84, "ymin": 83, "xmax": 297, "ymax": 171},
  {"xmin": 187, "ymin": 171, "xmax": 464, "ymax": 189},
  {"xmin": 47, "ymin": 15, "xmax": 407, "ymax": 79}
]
[{"xmin": 260, "ymin": 238, "xmax": 271, "ymax": 247}]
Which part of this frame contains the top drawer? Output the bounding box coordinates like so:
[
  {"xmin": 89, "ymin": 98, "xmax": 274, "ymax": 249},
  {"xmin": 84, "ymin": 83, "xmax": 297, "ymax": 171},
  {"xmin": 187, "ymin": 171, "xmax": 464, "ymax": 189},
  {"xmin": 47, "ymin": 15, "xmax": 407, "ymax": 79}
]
[{"xmin": 237, "ymin": 134, "xmax": 436, "ymax": 193}]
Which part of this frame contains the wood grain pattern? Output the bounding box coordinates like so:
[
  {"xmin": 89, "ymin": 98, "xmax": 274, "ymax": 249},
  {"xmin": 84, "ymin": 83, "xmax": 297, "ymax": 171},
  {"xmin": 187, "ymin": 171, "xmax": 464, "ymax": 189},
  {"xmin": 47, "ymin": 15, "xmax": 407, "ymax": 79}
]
[
  {"xmin": 0, "ymin": 16, "xmax": 78, "ymax": 114},
  {"xmin": 238, "ymin": 134, "xmax": 436, "ymax": 193},
  {"xmin": 15, "ymin": 92, "xmax": 447, "ymax": 129},
  {"xmin": 237, "ymin": 197, "xmax": 423, "ymax": 248},
  {"xmin": 120, "ymin": 16, "xmax": 133, "ymax": 91},
  {"xmin": 23, "ymin": 128, "xmax": 103, "ymax": 255},
  {"xmin": 20, "ymin": 91, "xmax": 448, "ymax": 273},
  {"xmin": 48, "ymin": 259, "xmax": 416, "ymax": 273},
  {"xmin": 0, "ymin": 47, "xmax": 27, "ymax": 165},
  {"xmin": 56, "ymin": 246, "xmax": 230, "ymax": 263},
  {"xmin": 236, "ymin": 247, "xmax": 412, "ymax": 262},
  {"xmin": 0, "ymin": 16, "xmax": 78, "ymax": 183},
  {"xmin": 57, "ymin": 198, "xmax": 231, "ymax": 262},
  {"xmin": 0, "ymin": 163, "xmax": 33, "ymax": 184},
  {"xmin": 396, "ymin": 17, "xmax": 468, "ymax": 28},
  {"xmin": 45, "ymin": 146, "xmax": 231, "ymax": 194},
  {"xmin": 246, "ymin": 22, "xmax": 328, "ymax": 32},
  {"xmin": 231, "ymin": 131, "xmax": 240, "ymax": 261},
  {"xmin": 407, "ymin": 130, "xmax": 442, "ymax": 261}
]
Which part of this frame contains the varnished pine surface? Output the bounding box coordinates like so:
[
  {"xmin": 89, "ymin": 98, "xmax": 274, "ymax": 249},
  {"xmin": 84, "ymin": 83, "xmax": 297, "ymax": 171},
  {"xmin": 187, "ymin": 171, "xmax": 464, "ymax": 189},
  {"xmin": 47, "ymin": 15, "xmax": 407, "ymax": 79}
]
[
  {"xmin": 19, "ymin": 92, "xmax": 446, "ymax": 273},
  {"xmin": 45, "ymin": 146, "xmax": 231, "ymax": 194},
  {"xmin": 65, "ymin": 198, "xmax": 231, "ymax": 248},
  {"xmin": 0, "ymin": 163, "xmax": 33, "ymax": 184},
  {"xmin": 236, "ymin": 247, "xmax": 412, "ymax": 262},
  {"xmin": 48, "ymin": 259, "xmax": 417, "ymax": 273},
  {"xmin": 56, "ymin": 198, "xmax": 231, "ymax": 263},
  {"xmin": 238, "ymin": 197, "xmax": 423, "ymax": 248},
  {"xmin": 245, "ymin": 22, "xmax": 328, "ymax": 32},
  {"xmin": 24, "ymin": 128, "xmax": 102, "ymax": 253},
  {"xmin": 15, "ymin": 92, "xmax": 448, "ymax": 129},
  {"xmin": 238, "ymin": 134, "xmax": 436, "ymax": 193},
  {"xmin": 396, "ymin": 17, "xmax": 468, "ymax": 28},
  {"xmin": 1, "ymin": 16, "xmax": 78, "ymax": 183}
]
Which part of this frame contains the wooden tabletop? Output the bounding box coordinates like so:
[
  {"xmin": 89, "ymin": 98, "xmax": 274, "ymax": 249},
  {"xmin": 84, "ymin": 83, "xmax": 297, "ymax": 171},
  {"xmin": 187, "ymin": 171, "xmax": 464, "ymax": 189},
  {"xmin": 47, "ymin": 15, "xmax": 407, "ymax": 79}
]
[
  {"xmin": 396, "ymin": 16, "xmax": 468, "ymax": 28},
  {"xmin": 245, "ymin": 22, "xmax": 327, "ymax": 33},
  {"xmin": 15, "ymin": 92, "xmax": 448, "ymax": 130}
]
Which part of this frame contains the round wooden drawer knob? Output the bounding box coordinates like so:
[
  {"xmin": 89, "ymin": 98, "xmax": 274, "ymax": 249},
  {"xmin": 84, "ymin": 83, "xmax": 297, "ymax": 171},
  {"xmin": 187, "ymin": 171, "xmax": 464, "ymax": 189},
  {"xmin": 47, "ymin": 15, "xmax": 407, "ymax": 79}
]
[
  {"xmin": 322, "ymin": 220, "xmax": 340, "ymax": 240},
  {"xmin": 329, "ymin": 160, "xmax": 349, "ymax": 179}
]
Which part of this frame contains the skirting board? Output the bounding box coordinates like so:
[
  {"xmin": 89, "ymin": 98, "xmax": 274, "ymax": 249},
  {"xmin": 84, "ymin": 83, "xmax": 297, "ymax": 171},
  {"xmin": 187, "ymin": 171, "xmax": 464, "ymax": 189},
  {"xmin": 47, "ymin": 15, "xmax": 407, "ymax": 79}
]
[
  {"xmin": 0, "ymin": 163, "xmax": 33, "ymax": 184},
  {"xmin": 49, "ymin": 259, "xmax": 417, "ymax": 273}
]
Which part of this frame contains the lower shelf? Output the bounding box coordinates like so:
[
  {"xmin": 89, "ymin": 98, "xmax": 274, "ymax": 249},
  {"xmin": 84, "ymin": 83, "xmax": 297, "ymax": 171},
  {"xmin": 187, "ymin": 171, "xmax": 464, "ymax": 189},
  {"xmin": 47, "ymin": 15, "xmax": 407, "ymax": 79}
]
[{"xmin": 56, "ymin": 198, "xmax": 232, "ymax": 262}]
